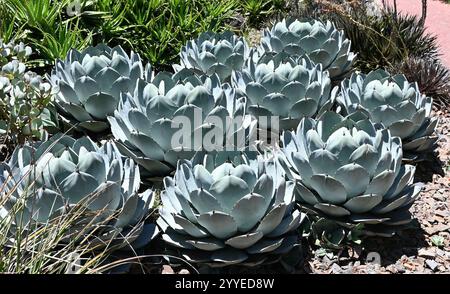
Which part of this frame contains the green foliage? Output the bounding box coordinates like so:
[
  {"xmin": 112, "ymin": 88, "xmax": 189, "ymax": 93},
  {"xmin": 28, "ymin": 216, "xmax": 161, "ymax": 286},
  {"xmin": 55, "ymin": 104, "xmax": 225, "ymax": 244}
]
[
  {"xmin": 0, "ymin": 0, "xmax": 241, "ymax": 71},
  {"xmin": 0, "ymin": 0, "xmax": 90, "ymax": 71},
  {"xmin": 240, "ymin": 0, "xmax": 287, "ymax": 27}
]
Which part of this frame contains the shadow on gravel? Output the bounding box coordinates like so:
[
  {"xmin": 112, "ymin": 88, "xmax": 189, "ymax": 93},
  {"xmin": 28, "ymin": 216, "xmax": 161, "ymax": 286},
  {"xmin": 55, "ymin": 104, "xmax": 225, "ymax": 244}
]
[
  {"xmin": 413, "ymin": 152, "xmax": 446, "ymax": 183},
  {"xmin": 361, "ymin": 222, "xmax": 428, "ymax": 268}
]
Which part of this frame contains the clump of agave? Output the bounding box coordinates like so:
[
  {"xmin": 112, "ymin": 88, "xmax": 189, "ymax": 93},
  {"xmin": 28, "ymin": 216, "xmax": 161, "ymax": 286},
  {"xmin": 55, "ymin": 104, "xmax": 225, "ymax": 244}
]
[
  {"xmin": 279, "ymin": 112, "xmax": 422, "ymax": 239},
  {"xmin": 108, "ymin": 72, "xmax": 255, "ymax": 178},
  {"xmin": 174, "ymin": 31, "xmax": 250, "ymax": 82},
  {"xmin": 0, "ymin": 134, "xmax": 156, "ymax": 250},
  {"xmin": 337, "ymin": 69, "xmax": 438, "ymax": 161},
  {"xmin": 258, "ymin": 19, "xmax": 356, "ymax": 80},
  {"xmin": 232, "ymin": 57, "xmax": 334, "ymax": 130},
  {"xmin": 157, "ymin": 156, "xmax": 305, "ymax": 267},
  {"xmin": 0, "ymin": 41, "xmax": 56, "ymax": 147},
  {"xmin": 49, "ymin": 44, "xmax": 147, "ymax": 133}
]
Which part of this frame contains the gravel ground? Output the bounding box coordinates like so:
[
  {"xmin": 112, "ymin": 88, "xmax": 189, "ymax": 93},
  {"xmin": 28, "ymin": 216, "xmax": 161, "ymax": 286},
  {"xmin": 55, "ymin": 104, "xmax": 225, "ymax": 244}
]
[{"xmin": 307, "ymin": 109, "xmax": 450, "ymax": 274}]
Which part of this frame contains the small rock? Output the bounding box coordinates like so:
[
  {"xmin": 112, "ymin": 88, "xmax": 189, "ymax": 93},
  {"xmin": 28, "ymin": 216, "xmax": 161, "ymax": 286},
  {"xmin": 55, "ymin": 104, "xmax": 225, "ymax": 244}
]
[
  {"xmin": 418, "ymin": 248, "xmax": 436, "ymax": 258},
  {"xmin": 386, "ymin": 264, "xmax": 397, "ymax": 274},
  {"xmin": 330, "ymin": 263, "xmax": 342, "ymax": 274},
  {"xmin": 425, "ymin": 260, "xmax": 440, "ymax": 271},
  {"xmin": 425, "ymin": 224, "xmax": 450, "ymax": 235},
  {"xmin": 162, "ymin": 265, "xmax": 175, "ymax": 274},
  {"xmin": 436, "ymin": 248, "xmax": 446, "ymax": 257}
]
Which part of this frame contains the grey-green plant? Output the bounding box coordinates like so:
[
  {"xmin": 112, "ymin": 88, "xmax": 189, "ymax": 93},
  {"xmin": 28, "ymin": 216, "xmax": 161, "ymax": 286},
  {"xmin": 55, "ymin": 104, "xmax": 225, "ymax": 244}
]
[
  {"xmin": 174, "ymin": 31, "xmax": 250, "ymax": 82},
  {"xmin": 279, "ymin": 111, "xmax": 422, "ymax": 239},
  {"xmin": 337, "ymin": 69, "xmax": 438, "ymax": 161},
  {"xmin": 0, "ymin": 134, "xmax": 157, "ymax": 251},
  {"xmin": 108, "ymin": 72, "xmax": 255, "ymax": 178},
  {"xmin": 157, "ymin": 156, "xmax": 305, "ymax": 267},
  {"xmin": 258, "ymin": 19, "xmax": 356, "ymax": 80},
  {"xmin": 232, "ymin": 56, "xmax": 334, "ymax": 130},
  {"xmin": 0, "ymin": 40, "xmax": 56, "ymax": 146},
  {"xmin": 49, "ymin": 44, "xmax": 147, "ymax": 133}
]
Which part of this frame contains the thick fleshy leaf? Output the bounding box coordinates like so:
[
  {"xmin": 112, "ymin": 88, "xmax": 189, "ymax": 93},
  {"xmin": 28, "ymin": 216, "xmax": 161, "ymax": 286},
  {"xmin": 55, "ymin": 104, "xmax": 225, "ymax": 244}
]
[
  {"xmin": 209, "ymin": 175, "xmax": 250, "ymax": 213},
  {"xmin": 60, "ymin": 171, "xmax": 99, "ymax": 204},
  {"xmin": 255, "ymin": 203, "xmax": 286, "ymax": 235},
  {"xmin": 314, "ymin": 203, "xmax": 350, "ymax": 217},
  {"xmin": 173, "ymin": 214, "xmax": 208, "ymax": 238},
  {"xmin": 246, "ymin": 237, "xmax": 284, "ymax": 254},
  {"xmin": 189, "ymin": 189, "xmax": 223, "ymax": 214},
  {"xmin": 334, "ymin": 163, "xmax": 370, "ymax": 198},
  {"xmin": 197, "ymin": 211, "xmax": 237, "ymax": 239},
  {"xmin": 84, "ymin": 93, "xmax": 118, "ymax": 119},
  {"xmin": 225, "ymin": 231, "xmax": 263, "ymax": 249},
  {"xmin": 230, "ymin": 193, "xmax": 266, "ymax": 232},
  {"xmin": 343, "ymin": 194, "xmax": 383, "ymax": 214},
  {"xmin": 309, "ymin": 175, "xmax": 347, "ymax": 204},
  {"xmin": 186, "ymin": 238, "xmax": 225, "ymax": 251}
]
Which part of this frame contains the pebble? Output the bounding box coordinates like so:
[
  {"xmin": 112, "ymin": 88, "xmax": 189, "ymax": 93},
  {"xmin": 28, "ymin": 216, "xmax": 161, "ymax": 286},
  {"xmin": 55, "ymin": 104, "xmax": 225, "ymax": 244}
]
[
  {"xmin": 425, "ymin": 260, "xmax": 440, "ymax": 271},
  {"xmin": 418, "ymin": 248, "xmax": 436, "ymax": 258},
  {"xmin": 162, "ymin": 265, "xmax": 174, "ymax": 274},
  {"xmin": 330, "ymin": 263, "xmax": 342, "ymax": 274}
]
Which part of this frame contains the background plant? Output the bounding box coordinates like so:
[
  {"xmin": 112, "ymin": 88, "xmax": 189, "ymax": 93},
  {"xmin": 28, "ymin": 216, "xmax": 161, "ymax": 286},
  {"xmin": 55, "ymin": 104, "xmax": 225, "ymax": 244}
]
[{"xmin": 0, "ymin": 41, "xmax": 58, "ymax": 159}]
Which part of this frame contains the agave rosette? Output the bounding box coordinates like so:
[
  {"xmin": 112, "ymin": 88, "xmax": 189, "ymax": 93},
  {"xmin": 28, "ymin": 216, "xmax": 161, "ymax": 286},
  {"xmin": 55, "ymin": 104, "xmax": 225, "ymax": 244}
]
[
  {"xmin": 108, "ymin": 71, "xmax": 256, "ymax": 178},
  {"xmin": 174, "ymin": 31, "xmax": 250, "ymax": 82},
  {"xmin": 157, "ymin": 156, "xmax": 305, "ymax": 267},
  {"xmin": 258, "ymin": 19, "xmax": 356, "ymax": 80},
  {"xmin": 232, "ymin": 56, "xmax": 334, "ymax": 130},
  {"xmin": 0, "ymin": 134, "xmax": 156, "ymax": 249},
  {"xmin": 279, "ymin": 111, "xmax": 422, "ymax": 236},
  {"xmin": 49, "ymin": 44, "xmax": 148, "ymax": 133},
  {"xmin": 338, "ymin": 69, "xmax": 439, "ymax": 161}
]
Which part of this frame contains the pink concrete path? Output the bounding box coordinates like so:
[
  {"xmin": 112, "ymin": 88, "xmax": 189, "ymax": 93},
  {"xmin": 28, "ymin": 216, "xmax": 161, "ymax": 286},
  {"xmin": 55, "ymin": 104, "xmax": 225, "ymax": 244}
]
[{"xmin": 380, "ymin": 0, "xmax": 450, "ymax": 67}]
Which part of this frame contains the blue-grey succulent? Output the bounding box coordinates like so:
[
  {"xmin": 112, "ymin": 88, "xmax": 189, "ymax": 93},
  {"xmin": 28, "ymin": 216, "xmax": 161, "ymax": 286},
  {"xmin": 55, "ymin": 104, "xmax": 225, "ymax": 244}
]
[
  {"xmin": 157, "ymin": 156, "xmax": 305, "ymax": 267},
  {"xmin": 108, "ymin": 72, "xmax": 255, "ymax": 178},
  {"xmin": 258, "ymin": 19, "xmax": 356, "ymax": 80},
  {"xmin": 0, "ymin": 134, "xmax": 157, "ymax": 250},
  {"xmin": 279, "ymin": 111, "xmax": 422, "ymax": 237},
  {"xmin": 174, "ymin": 31, "xmax": 250, "ymax": 82},
  {"xmin": 232, "ymin": 57, "xmax": 334, "ymax": 130},
  {"xmin": 49, "ymin": 44, "xmax": 148, "ymax": 133},
  {"xmin": 337, "ymin": 69, "xmax": 439, "ymax": 161}
]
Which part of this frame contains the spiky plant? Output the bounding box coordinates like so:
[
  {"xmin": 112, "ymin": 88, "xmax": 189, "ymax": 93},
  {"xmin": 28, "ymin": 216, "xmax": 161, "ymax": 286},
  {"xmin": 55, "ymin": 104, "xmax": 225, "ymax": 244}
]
[
  {"xmin": 326, "ymin": 5, "xmax": 440, "ymax": 72},
  {"xmin": 390, "ymin": 57, "xmax": 450, "ymax": 108}
]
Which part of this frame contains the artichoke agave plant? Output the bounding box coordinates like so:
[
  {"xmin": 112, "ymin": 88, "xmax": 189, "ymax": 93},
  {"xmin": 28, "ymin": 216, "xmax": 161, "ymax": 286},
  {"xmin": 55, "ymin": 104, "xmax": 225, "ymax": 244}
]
[
  {"xmin": 232, "ymin": 57, "xmax": 334, "ymax": 130},
  {"xmin": 157, "ymin": 156, "xmax": 305, "ymax": 267},
  {"xmin": 258, "ymin": 19, "xmax": 356, "ymax": 80},
  {"xmin": 49, "ymin": 44, "xmax": 147, "ymax": 133},
  {"xmin": 279, "ymin": 111, "xmax": 422, "ymax": 238},
  {"xmin": 174, "ymin": 31, "xmax": 250, "ymax": 82},
  {"xmin": 337, "ymin": 69, "xmax": 439, "ymax": 161},
  {"xmin": 0, "ymin": 134, "xmax": 156, "ymax": 250},
  {"xmin": 108, "ymin": 72, "xmax": 255, "ymax": 178}
]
